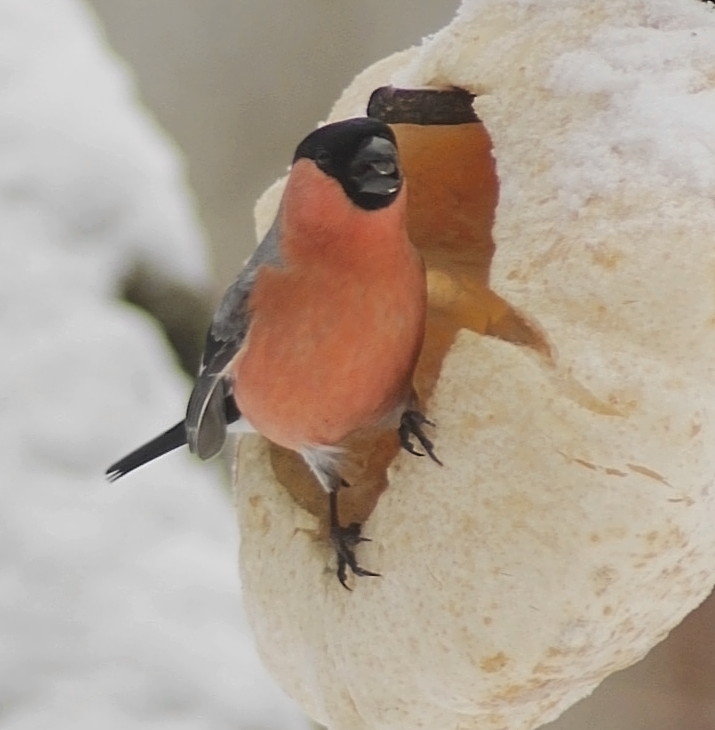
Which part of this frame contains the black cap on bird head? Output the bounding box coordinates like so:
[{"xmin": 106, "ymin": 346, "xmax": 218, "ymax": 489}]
[{"xmin": 293, "ymin": 117, "xmax": 402, "ymax": 211}]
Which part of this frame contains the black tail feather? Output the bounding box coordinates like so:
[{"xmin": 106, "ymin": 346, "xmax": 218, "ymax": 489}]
[
  {"xmin": 106, "ymin": 397, "xmax": 241, "ymax": 482},
  {"xmin": 106, "ymin": 420, "xmax": 187, "ymax": 482}
]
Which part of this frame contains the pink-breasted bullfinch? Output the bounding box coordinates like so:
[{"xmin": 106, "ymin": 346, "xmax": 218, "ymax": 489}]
[{"xmin": 106, "ymin": 117, "xmax": 440, "ymax": 587}]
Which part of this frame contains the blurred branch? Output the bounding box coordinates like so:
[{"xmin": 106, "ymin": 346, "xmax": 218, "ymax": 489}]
[{"xmin": 121, "ymin": 262, "xmax": 212, "ymax": 375}]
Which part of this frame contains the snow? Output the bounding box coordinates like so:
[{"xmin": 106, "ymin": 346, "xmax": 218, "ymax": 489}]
[
  {"xmin": 0, "ymin": 1, "xmax": 307, "ymax": 728},
  {"xmin": 545, "ymin": 0, "xmax": 715, "ymax": 208}
]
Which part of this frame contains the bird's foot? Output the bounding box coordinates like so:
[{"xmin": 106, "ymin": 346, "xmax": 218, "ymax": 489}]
[
  {"xmin": 330, "ymin": 522, "xmax": 380, "ymax": 590},
  {"xmin": 399, "ymin": 409, "xmax": 442, "ymax": 465}
]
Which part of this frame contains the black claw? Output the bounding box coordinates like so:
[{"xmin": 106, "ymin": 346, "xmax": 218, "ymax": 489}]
[
  {"xmin": 399, "ymin": 409, "xmax": 443, "ymax": 466},
  {"xmin": 404, "ymin": 443, "xmax": 425, "ymax": 457},
  {"xmin": 331, "ymin": 521, "xmax": 380, "ymax": 590},
  {"xmin": 337, "ymin": 556, "xmax": 350, "ymax": 590}
]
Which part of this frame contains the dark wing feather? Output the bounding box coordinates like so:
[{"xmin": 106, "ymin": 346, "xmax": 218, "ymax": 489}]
[{"xmin": 185, "ymin": 219, "xmax": 282, "ymax": 458}]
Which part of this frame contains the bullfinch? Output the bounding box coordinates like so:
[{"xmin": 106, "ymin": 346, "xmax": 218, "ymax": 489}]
[{"xmin": 106, "ymin": 117, "xmax": 440, "ymax": 587}]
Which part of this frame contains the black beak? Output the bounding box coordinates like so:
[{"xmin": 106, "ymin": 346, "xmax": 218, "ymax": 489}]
[{"xmin": 350, "ymin": 136, "xmax": 402, "ymax": 196}]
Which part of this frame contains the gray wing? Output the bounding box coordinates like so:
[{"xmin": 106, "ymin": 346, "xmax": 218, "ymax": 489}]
[{"xmin": 185, "ymin": 218, "xmax": 283, "ymax": 459}]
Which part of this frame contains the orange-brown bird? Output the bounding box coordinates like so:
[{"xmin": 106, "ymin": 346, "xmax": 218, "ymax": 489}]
[{"xmin": 106, "ymin": 117, "xmax": 440, "ymax": 586}]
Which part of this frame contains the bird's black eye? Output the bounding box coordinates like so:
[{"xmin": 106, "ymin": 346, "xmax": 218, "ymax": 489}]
[{"xmin": 314, "ymin": 149, "xmax": 330, "ymax": 169}]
